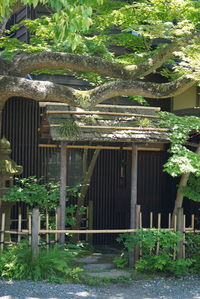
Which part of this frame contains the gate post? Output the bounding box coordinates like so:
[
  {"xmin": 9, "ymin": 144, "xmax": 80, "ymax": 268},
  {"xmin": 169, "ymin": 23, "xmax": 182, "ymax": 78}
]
[
  {"xmin": 32, "ymin": 208, "xmax": 39, "ymax": 260},
  {"xmin": 177, "ymin": 207, "xmax": 184, "ymax": 259},
  {"xmin": 129, "ymin": 143, "xmax": 138, "ymax": 267}
]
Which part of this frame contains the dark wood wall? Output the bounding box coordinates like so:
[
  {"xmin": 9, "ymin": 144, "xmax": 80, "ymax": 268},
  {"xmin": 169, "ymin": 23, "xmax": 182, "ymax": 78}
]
[
  {"xmin": 2, "ymin": 97, "xmax": 197, "ymax": 245},
  {"xmin": 87, "ymin": 149, "xmax": 176, "ymax": 245}
]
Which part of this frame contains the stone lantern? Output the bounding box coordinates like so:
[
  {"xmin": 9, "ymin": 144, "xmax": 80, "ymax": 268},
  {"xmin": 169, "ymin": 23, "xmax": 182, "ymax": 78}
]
[{"xmin": 0, "ymin": 138, "xmax": 23, "ymax": 237}]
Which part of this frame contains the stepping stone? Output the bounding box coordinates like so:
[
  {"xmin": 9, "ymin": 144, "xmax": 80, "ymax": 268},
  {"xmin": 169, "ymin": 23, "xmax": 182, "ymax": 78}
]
[
  {"xmin": 77, "ymin": 254, "xmax": 102, "ymax": 263},
  {"xmin": 86, "ymin": 269, "xmax": 132, "ymax": 278},
  {"xmin": 83, "ymin": 263, "xmax": 114, "ymax": 271}
]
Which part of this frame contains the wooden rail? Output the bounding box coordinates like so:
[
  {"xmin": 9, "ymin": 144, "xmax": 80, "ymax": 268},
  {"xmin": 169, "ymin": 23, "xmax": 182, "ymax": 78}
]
[{"xmin": 0, "ymin": 206, "xmax": 197, "ymax": 262}]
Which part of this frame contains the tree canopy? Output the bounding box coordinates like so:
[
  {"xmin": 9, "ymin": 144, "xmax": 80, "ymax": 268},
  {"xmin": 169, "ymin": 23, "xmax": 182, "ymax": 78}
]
[{"xmin": 0, "ymin": 0, "xmax": 199, "ymax": 111}]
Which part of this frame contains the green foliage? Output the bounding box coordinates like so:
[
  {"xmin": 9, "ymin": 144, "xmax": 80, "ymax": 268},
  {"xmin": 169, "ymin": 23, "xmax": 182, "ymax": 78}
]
[
  {"xmin": 159, "ymin": 112, "xmax": 200, "ymax": 177},
  {"xmin": 59, "ymin": 119, "xmax": 80, "ymax": 139},
  {"xmin": 1, "ymin": 177, "xmax": 60, "ymax": 210},
  {"xmin": 137, "ymin": 118, "xmax": 153, "ymax": 128},
  {"xmin": 113, "ymin": 254, "xmax": 128, "ymax": 269},
  {"xmin": 0, "ymin": 242, "xmax": 83, "ymax": 282},
  {"xmin": 117, "ymin": 229, "xmax": 193, "ymax": 275},
  {"xmin": 1, "ymin": 178, "xmax": 86, "ymax": 228},
  {"xmin": 0, "ymin": 0, "xmax": 200, "ymax": 81},
  {"xmin": 185, "ymin": 233, "xmax": 200, "ymax": 273},
  {"xmin": 182, "ymin": 175, "xmax": 200, "ymax": 202}
]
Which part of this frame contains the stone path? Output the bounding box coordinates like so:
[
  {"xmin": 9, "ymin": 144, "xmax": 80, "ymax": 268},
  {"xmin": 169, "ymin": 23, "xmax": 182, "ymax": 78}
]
[{"xmin": 77, "ymin": 253, "xmax": 132, "ymax": 279}]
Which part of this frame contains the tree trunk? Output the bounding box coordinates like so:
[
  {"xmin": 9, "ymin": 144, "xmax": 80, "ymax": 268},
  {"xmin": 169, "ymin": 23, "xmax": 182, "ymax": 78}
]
[
  {"xmin": 72, "ymin": 148, "xmax": 100, "ymax": 241},
  {"xmin": 172, "ymin": 143, "xmax": 200, "ymax": 225}
]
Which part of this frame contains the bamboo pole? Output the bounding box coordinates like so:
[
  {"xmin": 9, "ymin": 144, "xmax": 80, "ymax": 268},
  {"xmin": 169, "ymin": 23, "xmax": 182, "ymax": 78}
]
[
  {"xmin": 135, "ymin": 205, "xmax": 141, "ymax": 262},
  {"xmin": 46, "ymin": 211, "xmax": 49, "ymax": 248},
  {"xmin": 139, "ymin": 212, "xmax": 142, "ymax": 229},
  {"xmin": 17, "ymin": 208, "xmax": 22, "ymax": 243},
  {"xmin": 129, "ymin": 143, "xmax": 138, "ymax": 267},
  {"xmin": 39, "ymin": 144, "xmax": 164, "ymax": 151},
  {"xmin": 191, "ymin": 214, "xmax": 195, "ymax": 231},
  {"xmin": 28, "ymin": 215, "xmax": 32, "ymax": 245},
  {"xmin": 38, "ymin": 214, "xmax": 41, "ymax": 245},
  {"xmin": 150, "ymin": 212, "xmax": 153, "ymax": 229},
  {"xmin": 88, "ymin": 200, "xmax": 93, "ymax": 244},
  {"xmin": 59, "ymin": 143, "xmax": 67, "ymax": 244},
  {"xmin": 150, "ymin": 212, "xmax": 153, "ymax": 255},
  {"xmin": 183, "ymin": 215, "xmax": 186, "ymax": 259},
  {"xmin": 168, "ymin": 213, "xmax": 171, "ymax": 229},
  {"xmin": 47, "ymin": 110, "xmax": 159, "ymax": 119},
  {"xmin": 156, "ymin": 213, "xmax": 161, "ymax": 255},
  {"xmin": 1, "ymin": 213, "xmax": 5, "ymax": 251},
  {"xmin": 55, "ymin": 207, "xmax": 59, "ymax": 242},
  {"xmin": 39, "ymin": 229, "xmax": 140, "ymax": 234},
  {"xmin": 173, "ymin": 214, "xmax": 177, "ymax": 260}
]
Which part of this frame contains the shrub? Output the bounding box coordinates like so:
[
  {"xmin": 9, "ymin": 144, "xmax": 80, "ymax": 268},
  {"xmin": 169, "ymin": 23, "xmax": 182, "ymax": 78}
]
[
  {"xmin": 185, "ymin": 233, "xmax": 200, "ymax": 273},
  {"xmin": 117, "ymin": 229, "xmax": 193, "ymax": 275},
  {"xmin": 0, "ymin": 242, "xmax": 83, "ymax": 282}
]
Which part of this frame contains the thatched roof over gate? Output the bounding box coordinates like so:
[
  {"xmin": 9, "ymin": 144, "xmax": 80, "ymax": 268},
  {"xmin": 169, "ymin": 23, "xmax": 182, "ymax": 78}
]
[{"xmin": 40, "ymin": 103, "xmax": 169, "ymax": 144}]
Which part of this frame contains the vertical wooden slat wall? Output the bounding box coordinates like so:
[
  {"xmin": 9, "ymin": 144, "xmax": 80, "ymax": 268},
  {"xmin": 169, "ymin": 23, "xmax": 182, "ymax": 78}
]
[
  {"xmin": 1, "ymin": 98, "xmax": 58, "ymax": 223},
  {"xmin": 1, "ymin": 97, "xmax": 185, "ymax": 246}
]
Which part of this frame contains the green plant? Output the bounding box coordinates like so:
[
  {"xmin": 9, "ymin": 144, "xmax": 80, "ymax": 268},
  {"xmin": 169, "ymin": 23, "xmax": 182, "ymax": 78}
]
[
  {"xmin": 1, "ymin": 177, "xmax": 60, "ymax": 210},
  {"xmin": 117, "ymin": 229, "xmax": 192, "ymax": 275},
  {"xmin": 0, "ymin": 242, "xmax": 82, "ymax": 282},
  {"xmin": 184, "ymin": 233, "xmax": 200, "ymax": 273},
  {"xmin": 65, "ymin": 241, "xmax": 94, "ymax": 257},
  {"xmin": 113, "ymin": 254, "xmax": 128, "ymax": 269},
  {"xmin": 59, "ymin": 119, "xmax": 80, "ymax": 138},
  {"xmin": 137, "ymin": 118, "xmax": 153, "ymax": 128}
]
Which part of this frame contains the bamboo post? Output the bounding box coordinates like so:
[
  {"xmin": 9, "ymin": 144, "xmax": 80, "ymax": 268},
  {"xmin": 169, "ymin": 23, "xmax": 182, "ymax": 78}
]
[
  {"xmin": 88, "ymin": 200, "xmax": 93, "ymax": 244},
  {"xmin": 55, "ymin": 207, "xmax": 60, "ymax": 243},
  {"xmin": 168, "ymin": 213, "xmax": 171, "ymax": 229},
  {"xmin": 177, "ymin": 208, "xmax": 184, "ymax": 259},
  {"xmin": 28, "ymin": 214, "xmax": 32, "ymax": 246},
  {"xmin": 0, "ymin": 213, "xmax": 5, "ymax": 252},
  {"xmin": 17, "ymin": 208, "xmax": 22, "ymax": 243},
  {"xmin": 46, "ymin": 211, "xmax": 49, "ymax": 248},
  {"xmin": 38, "ymin": 214, "xmax": 41, "ymax": 245},
  {"xmin": 173, "ymin": 214, "xmax": 177, "ymax": 260},
  {"xmin": 183, "ymin": 214, "xmax": 186, "ymax": 259},
  {"xmin": 150, "ymin": 212, "xmax": 153, "ymax": 255},
  {"xmin": 135, "ymin": 205, "xmax": 141, "ymax": 262},
  {"xmin": 150, "ymin": 212, "xmax": 153, "ymax": 229},
  {"xmin": 156, "ymin": 213, "xmax": 161, "ymax": 255},
  {"xmin": 59, "ymin": 142, "xmax": 67, "ymax": 244},
  {"xmin": 191, "ymin": 214, "xmax": 195, "ymax": 232},
  {"xmin": 31, "ymin": 208, "xmax": 39, "ymax": 259},
  {"xmin": 129, "ymin": 143, "xmax": 138, "ymax": 267},
  {"xmin": 139, "ymin": 212, "xmax": 142, "ymax": 229}
]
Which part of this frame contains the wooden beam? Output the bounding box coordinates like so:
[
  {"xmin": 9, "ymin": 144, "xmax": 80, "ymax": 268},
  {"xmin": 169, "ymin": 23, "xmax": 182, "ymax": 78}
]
[
  {"xmin": 59, "ymin": 142, "xmax": 67, "ymax": 244},
  {"xmin": 39, "ymin": 102, "xmax": 161, "ymax": 111},
  {"xmin": 46, "ymin": 110, "xmax": 159, "ymax": 119},
  {"xmin": 129, "ymin": 143, "xmax": 138, "ymax": 267},
  {"xmin": 39, "ymin": 144, "xmax": 164, "ymax": 151}
]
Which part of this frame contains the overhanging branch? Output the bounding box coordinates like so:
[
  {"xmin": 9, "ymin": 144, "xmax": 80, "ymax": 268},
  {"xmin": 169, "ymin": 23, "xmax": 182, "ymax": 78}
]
[
  {"xmin": 0, "ymin": 75, "xmax": 195, "ymax": 110},
  {"xmin": 9, "ymin": 33, "xmax": 199, "ymax": 80}
]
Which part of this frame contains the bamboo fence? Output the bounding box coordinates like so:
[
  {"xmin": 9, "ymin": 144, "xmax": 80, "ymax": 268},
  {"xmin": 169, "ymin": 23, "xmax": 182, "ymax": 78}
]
[{"xmin": 0, "ymin": 205, "xmax": 198, "ymax": 260}]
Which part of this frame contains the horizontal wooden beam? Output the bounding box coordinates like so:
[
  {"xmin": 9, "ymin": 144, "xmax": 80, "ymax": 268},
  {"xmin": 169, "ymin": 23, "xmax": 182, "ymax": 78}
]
[
  {"xmin": 39, "ymin": 102, "xmax": 161, "ymax": 111},
  {"xmin": 46, "ymin": 110, "xmax": 159, "ymax": 118},
  {"xmin": 39, "ymin": 144, "xmax": 164, "ymax": 151}
]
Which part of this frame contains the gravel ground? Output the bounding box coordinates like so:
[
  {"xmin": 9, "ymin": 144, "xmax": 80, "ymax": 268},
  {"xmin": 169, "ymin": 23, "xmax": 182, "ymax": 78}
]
[{"xmin": 1, "ymin": 276, "xmax": 200, "ymax": 299}]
